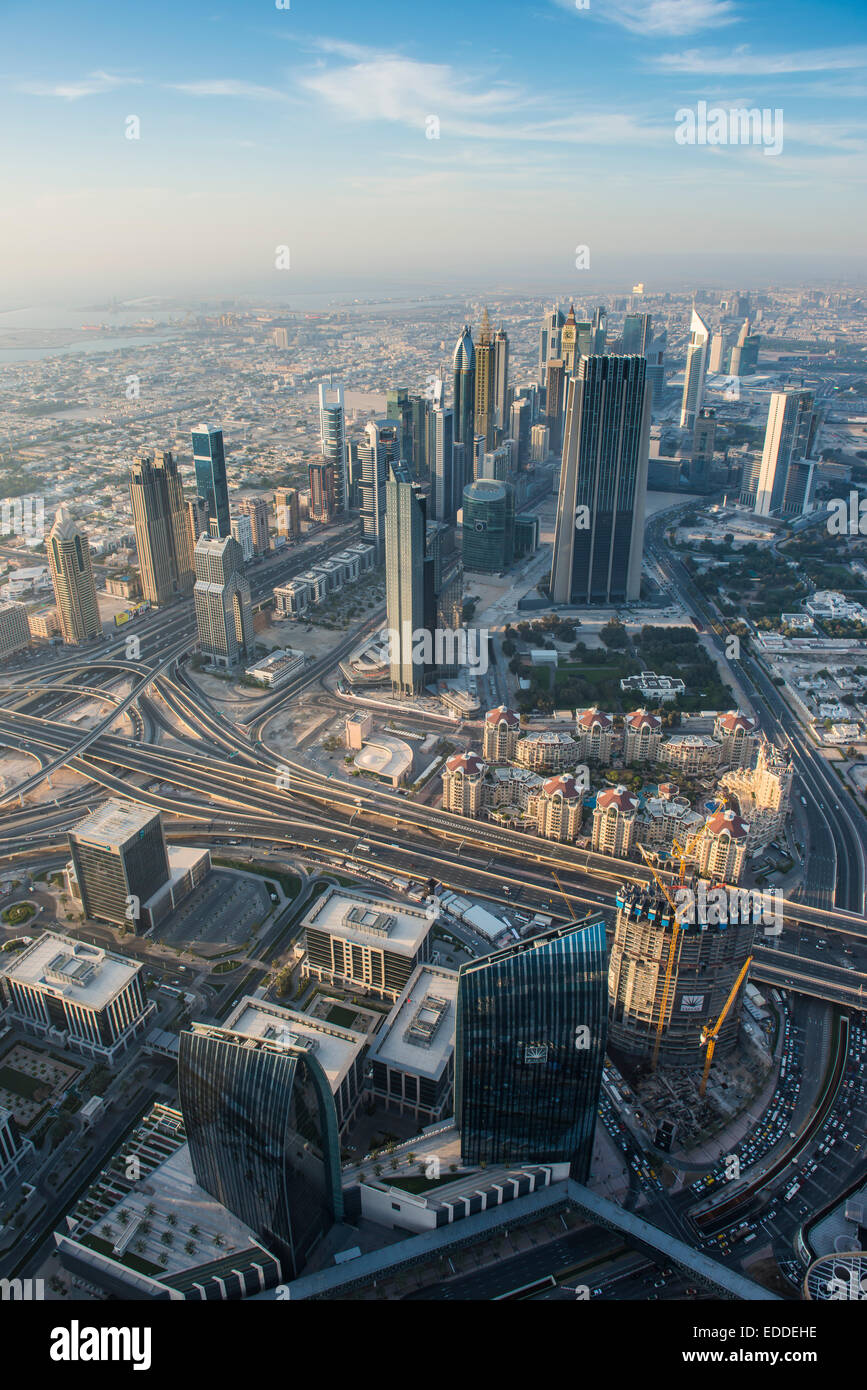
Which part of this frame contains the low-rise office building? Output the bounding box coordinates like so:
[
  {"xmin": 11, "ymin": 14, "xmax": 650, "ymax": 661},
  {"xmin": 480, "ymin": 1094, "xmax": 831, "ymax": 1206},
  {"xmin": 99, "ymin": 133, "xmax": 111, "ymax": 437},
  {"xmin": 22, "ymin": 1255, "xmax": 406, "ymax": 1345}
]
[
  {"xmin": 366, "ymin": 963, "xmax": 458, "ymax": 1123},
  {"xmin": 301, "ymin": 887, "xmax": 435, "ymax": 1003},
  {"xmin": 0, "ymin": 932, "xmax": 152, "ymax": 1063}
]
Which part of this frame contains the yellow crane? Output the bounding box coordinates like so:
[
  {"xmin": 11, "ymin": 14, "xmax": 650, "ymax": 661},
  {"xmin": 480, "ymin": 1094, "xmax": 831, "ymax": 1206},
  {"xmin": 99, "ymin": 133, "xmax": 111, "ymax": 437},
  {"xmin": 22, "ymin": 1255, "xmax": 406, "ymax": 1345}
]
[
  {"xmin": 699, "ymin": 955, "xmax": 753, "ymax": 1096},
  {"xmin": 552, "ymin": 870, "xmax": 579, "ymax": 919}
]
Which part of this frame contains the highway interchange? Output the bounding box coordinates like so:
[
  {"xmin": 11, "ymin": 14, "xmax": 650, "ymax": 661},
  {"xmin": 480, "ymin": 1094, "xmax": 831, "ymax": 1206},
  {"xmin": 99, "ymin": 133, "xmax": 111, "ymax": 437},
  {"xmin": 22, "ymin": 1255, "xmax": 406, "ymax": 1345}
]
[{"xmin": 1, "ymin": 507, "xmax": 866, "ymax": 1299}]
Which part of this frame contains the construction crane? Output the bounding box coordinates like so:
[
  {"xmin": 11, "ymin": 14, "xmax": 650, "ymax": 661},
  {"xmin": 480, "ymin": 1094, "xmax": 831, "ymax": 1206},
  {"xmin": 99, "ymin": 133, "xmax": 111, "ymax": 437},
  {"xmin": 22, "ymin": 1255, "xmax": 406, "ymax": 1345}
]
[
  {"xmin": 552, "ymin": 870, "xmax": 579, "ymax": 919},
  {"xmin": 699, "ymin": 955, "xmax": 753, "ymax": 1096}
]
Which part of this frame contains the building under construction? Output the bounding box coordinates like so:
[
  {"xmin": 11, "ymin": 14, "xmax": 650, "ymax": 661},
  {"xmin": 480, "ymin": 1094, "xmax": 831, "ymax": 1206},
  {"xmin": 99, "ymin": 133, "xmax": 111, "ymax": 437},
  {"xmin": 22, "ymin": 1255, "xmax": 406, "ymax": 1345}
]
[{"xmin": 607, "ymin": 881, "xmax": 758, "ymax": 1071}]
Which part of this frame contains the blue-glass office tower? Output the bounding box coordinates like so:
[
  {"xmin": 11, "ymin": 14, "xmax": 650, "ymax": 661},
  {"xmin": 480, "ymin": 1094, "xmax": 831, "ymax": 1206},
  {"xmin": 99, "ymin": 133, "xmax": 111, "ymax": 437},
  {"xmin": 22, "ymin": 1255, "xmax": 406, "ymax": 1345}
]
[
  {"xmin": 455, "ymin": 915, "xmax": 607, "ymax": 1180},
  {"xmin": 178, "ymin": 1022, "xmax": 343, "ymax": 1280},
  {"xmin": 191, "ymin": 425, "xmax": 231, "ymax": 539}
]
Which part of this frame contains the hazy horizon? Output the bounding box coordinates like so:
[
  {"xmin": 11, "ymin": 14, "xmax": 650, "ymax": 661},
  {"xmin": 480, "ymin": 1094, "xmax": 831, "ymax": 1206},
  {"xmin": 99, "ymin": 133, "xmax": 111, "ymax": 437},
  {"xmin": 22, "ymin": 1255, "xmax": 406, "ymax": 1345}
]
[{"xmin": 2, "ymin": 0, "xmax": 866, "ymax": 300}]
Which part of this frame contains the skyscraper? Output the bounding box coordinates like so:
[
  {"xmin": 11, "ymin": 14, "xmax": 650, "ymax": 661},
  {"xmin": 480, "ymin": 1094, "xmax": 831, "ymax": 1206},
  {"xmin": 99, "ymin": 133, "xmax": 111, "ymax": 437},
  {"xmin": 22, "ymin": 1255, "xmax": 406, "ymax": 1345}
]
[
  {"xmin": 319, "ymin": 383, "xmax": 348, "ymax": 511},
  {"xmin": 274, "ymin": 487, "xmax": 300, "ymax": 539},
  {"xmin": 129, "ymin": 451, "xmax": 195, "ymax": 606},
  {"xmin": 452, "ymin": 325, "xmax": 476, "ymax": 448},
  {"xmin": 191, "ymin": 425, "xmax": 231, "ymax": 539},
  {"xmin": 609, "ymin": 881, "xmax": 757, "ymax": 1069},
  {"xmin": 621, "ymin": 312, "xmax": 652, "ymax": 356},
  {"xmin": 591, "ymin": 305, "xmax": 607, "ymax": 354},
  {"xmin": 686, "ymin": 407, "xmax": 716, "ymax": 491},
  {"xmin": 560, "ymin": 304, "xmax": 581, "ymax": 374},
  {"xmin": 359, "ymin": 419, "xmax": 400, "ymax": 557},
  {"xmin": 455, "ymin": 916, "xmax": 607, "ymax": 1180},
  {"xmin": 308, "ymin": 458, "xmax": 336, "ymax": 523},
  {"xmin": 47, "ymin": 506, "xmax": 100, "ymax": 645},
  {"xmin": 754, "ymin": 390, "xmax": 818, "ymax": 517},
  {"xmin": 385, "ymin": 462, "xmax": 427, "ymax": 696},
  {"xmin": 551, "ymin": 355, "xmax": 651, "ymax": 605},
  {"xmin": 473, "ymin": 308, "xmax": 495, "ymax": 451},
  {"xmin": 187, "ymin": 495, "xmax": 209, "ymax": 548},
  {"xmin": 492, "ymin": 324, "xmax": 510, "ymax": 435},
  {"xmin": 193, "ymin": 534, "xmax": 253, "ymax": 667},
  {"xmin": 178, "ymin": 1014, "xmax": 343, "ymax": 1279},
  {"xmin": 461, "ymin": 479, "xmax": 515, "ymax": 574},
  {"xmin": 545, "ymin": 359, "xmax": 568, "ymax": 455},
  {"xmin": 236, "ymin": 497, "xmax": 271, "ymax": 555},
  {"xmin": 68, "ymin": 799, "xmax": 170, "ymax": 930},
  {"xmin": 679, "ymin": 309, "xmax": 710, "ymax": 430},
  {"xmin": 538, "ymin": 305, "xmax": 565, "ymax": 386},
  {"xmin": 729, "ymin": 318, "xmax": 760, "ymax": 376},
  {"xmin": 430, "ymin": 404, "xmax": 455, "ymax": 524}
]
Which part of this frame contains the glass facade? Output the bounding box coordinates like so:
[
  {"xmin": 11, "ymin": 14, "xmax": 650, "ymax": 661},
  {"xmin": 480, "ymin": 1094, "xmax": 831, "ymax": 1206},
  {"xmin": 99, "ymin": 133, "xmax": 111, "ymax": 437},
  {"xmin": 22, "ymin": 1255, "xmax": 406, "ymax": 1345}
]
[
  {"xmin": 455, "ymin": 916, "xmax": 608, "ymax": 1181},
  {"xmin": 191, "ymin": 428, "xmax": 230, "ymax": 539},
  {"xmin": 461, "ymin": 478, "xmax": 514, "ymax": 574},
  {"xmin": 179, "ymin": 1026, "xmax": 343, "ymax": 1280},
  {"xmin": 551, "ymin": 355, "xmax": 650, "ymax": 606}
]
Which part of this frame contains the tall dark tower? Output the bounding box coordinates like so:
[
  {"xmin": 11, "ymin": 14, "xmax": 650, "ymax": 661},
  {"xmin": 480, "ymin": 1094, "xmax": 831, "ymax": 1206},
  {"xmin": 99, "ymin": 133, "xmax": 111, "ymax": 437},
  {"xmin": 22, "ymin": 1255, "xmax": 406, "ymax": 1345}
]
[
  {"xmin": 452, "ymin": 324, "xmax": 476, "ymax": 449},
  {"xmin": 550, "ymin": 355, "xmax": 651, "ymax": 605},
  {"xmin": 455, "ymin": 916, "xmax": 607, "ymax": 1181},
  {"xmin": 492, "ymin": 324, "xmax": 510, "ymax": 438}
]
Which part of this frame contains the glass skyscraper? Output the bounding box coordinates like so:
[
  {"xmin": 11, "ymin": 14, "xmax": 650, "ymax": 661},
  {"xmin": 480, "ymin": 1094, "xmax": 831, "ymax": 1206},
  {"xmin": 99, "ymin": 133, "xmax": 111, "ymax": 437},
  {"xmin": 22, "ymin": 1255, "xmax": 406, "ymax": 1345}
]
[
  {"xmin": 550, "ymin": 355, "xmax": 651, "ymax": 605},
  {"xmin": 452, "ymin": 324, "xmax": 475, "ymax": 448},
  {"xmin": 179, "ymin": 1022, "xmax": 343, "ymax": 1280},
  {"xmin": 191, "ymin": 425, "xmax": 231, "ymax": 539},
  {"xmin": 461, "ymin": 478, "xmax": 514, "ymax": 574},
  {"xmin": 455, "ymin": 915, "xmax": 608, "ymax": 1181}
]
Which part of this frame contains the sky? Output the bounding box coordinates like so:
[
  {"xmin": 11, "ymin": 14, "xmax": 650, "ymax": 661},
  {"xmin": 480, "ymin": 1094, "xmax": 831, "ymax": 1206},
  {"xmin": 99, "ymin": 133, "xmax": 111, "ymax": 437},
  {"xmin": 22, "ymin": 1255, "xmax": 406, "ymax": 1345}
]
[{"xmin": 1, "ymin": 0, "xmax": 866, "ymax": 302}]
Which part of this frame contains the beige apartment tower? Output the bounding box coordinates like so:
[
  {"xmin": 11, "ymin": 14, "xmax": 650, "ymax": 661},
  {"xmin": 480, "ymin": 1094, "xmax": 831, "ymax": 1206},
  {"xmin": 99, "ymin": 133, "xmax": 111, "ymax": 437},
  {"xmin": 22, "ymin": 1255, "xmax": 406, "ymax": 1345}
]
[{"xmin": 47, "ymin": 507, "xmax": 101, "ymax": 645}]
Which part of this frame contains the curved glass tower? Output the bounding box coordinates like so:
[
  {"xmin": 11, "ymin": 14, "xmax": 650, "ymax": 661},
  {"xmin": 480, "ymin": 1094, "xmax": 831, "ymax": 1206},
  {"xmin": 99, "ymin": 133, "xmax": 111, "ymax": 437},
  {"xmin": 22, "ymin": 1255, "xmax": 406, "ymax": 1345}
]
[
  {"xmin": 455, "ymin": 915, "xmax": 608, "ymax": 1181},
  {"xmin": 452, "ymin": 325, "xmax": 476, "ymax": 448},
  {"xmin": 179, "ymin": 1022, "xmax": 343, "ymax": 1280}
]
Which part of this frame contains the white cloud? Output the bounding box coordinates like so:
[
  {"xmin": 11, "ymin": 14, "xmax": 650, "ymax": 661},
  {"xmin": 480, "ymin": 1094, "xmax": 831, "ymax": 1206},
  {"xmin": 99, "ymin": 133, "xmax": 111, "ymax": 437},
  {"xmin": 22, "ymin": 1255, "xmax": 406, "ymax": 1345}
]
[
  {"xmin": 169, "ymin": 79, "xmax": 289, "ymax": 101},
  {"xmin": 301, "ymin": 55, "xmax": 521, "ymax": 128},
  {"xmin": 553, "ymin": 0, "xmax": 738, "ymax": 35},
  {"xmin": 19, "ymin": 71, "xmax": 140, "ymax": 100},
  {"xmin": 654, "ymin": 44, "xmax": 867, "ymax": 75}
]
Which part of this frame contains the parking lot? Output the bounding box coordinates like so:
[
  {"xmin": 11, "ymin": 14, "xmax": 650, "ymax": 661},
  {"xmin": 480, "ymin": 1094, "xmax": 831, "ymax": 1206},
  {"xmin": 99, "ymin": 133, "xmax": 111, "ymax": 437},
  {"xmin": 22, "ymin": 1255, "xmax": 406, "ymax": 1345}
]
[{"xmin": 152, "ymin": 871, "xmax": 273, "ymax": 955}]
